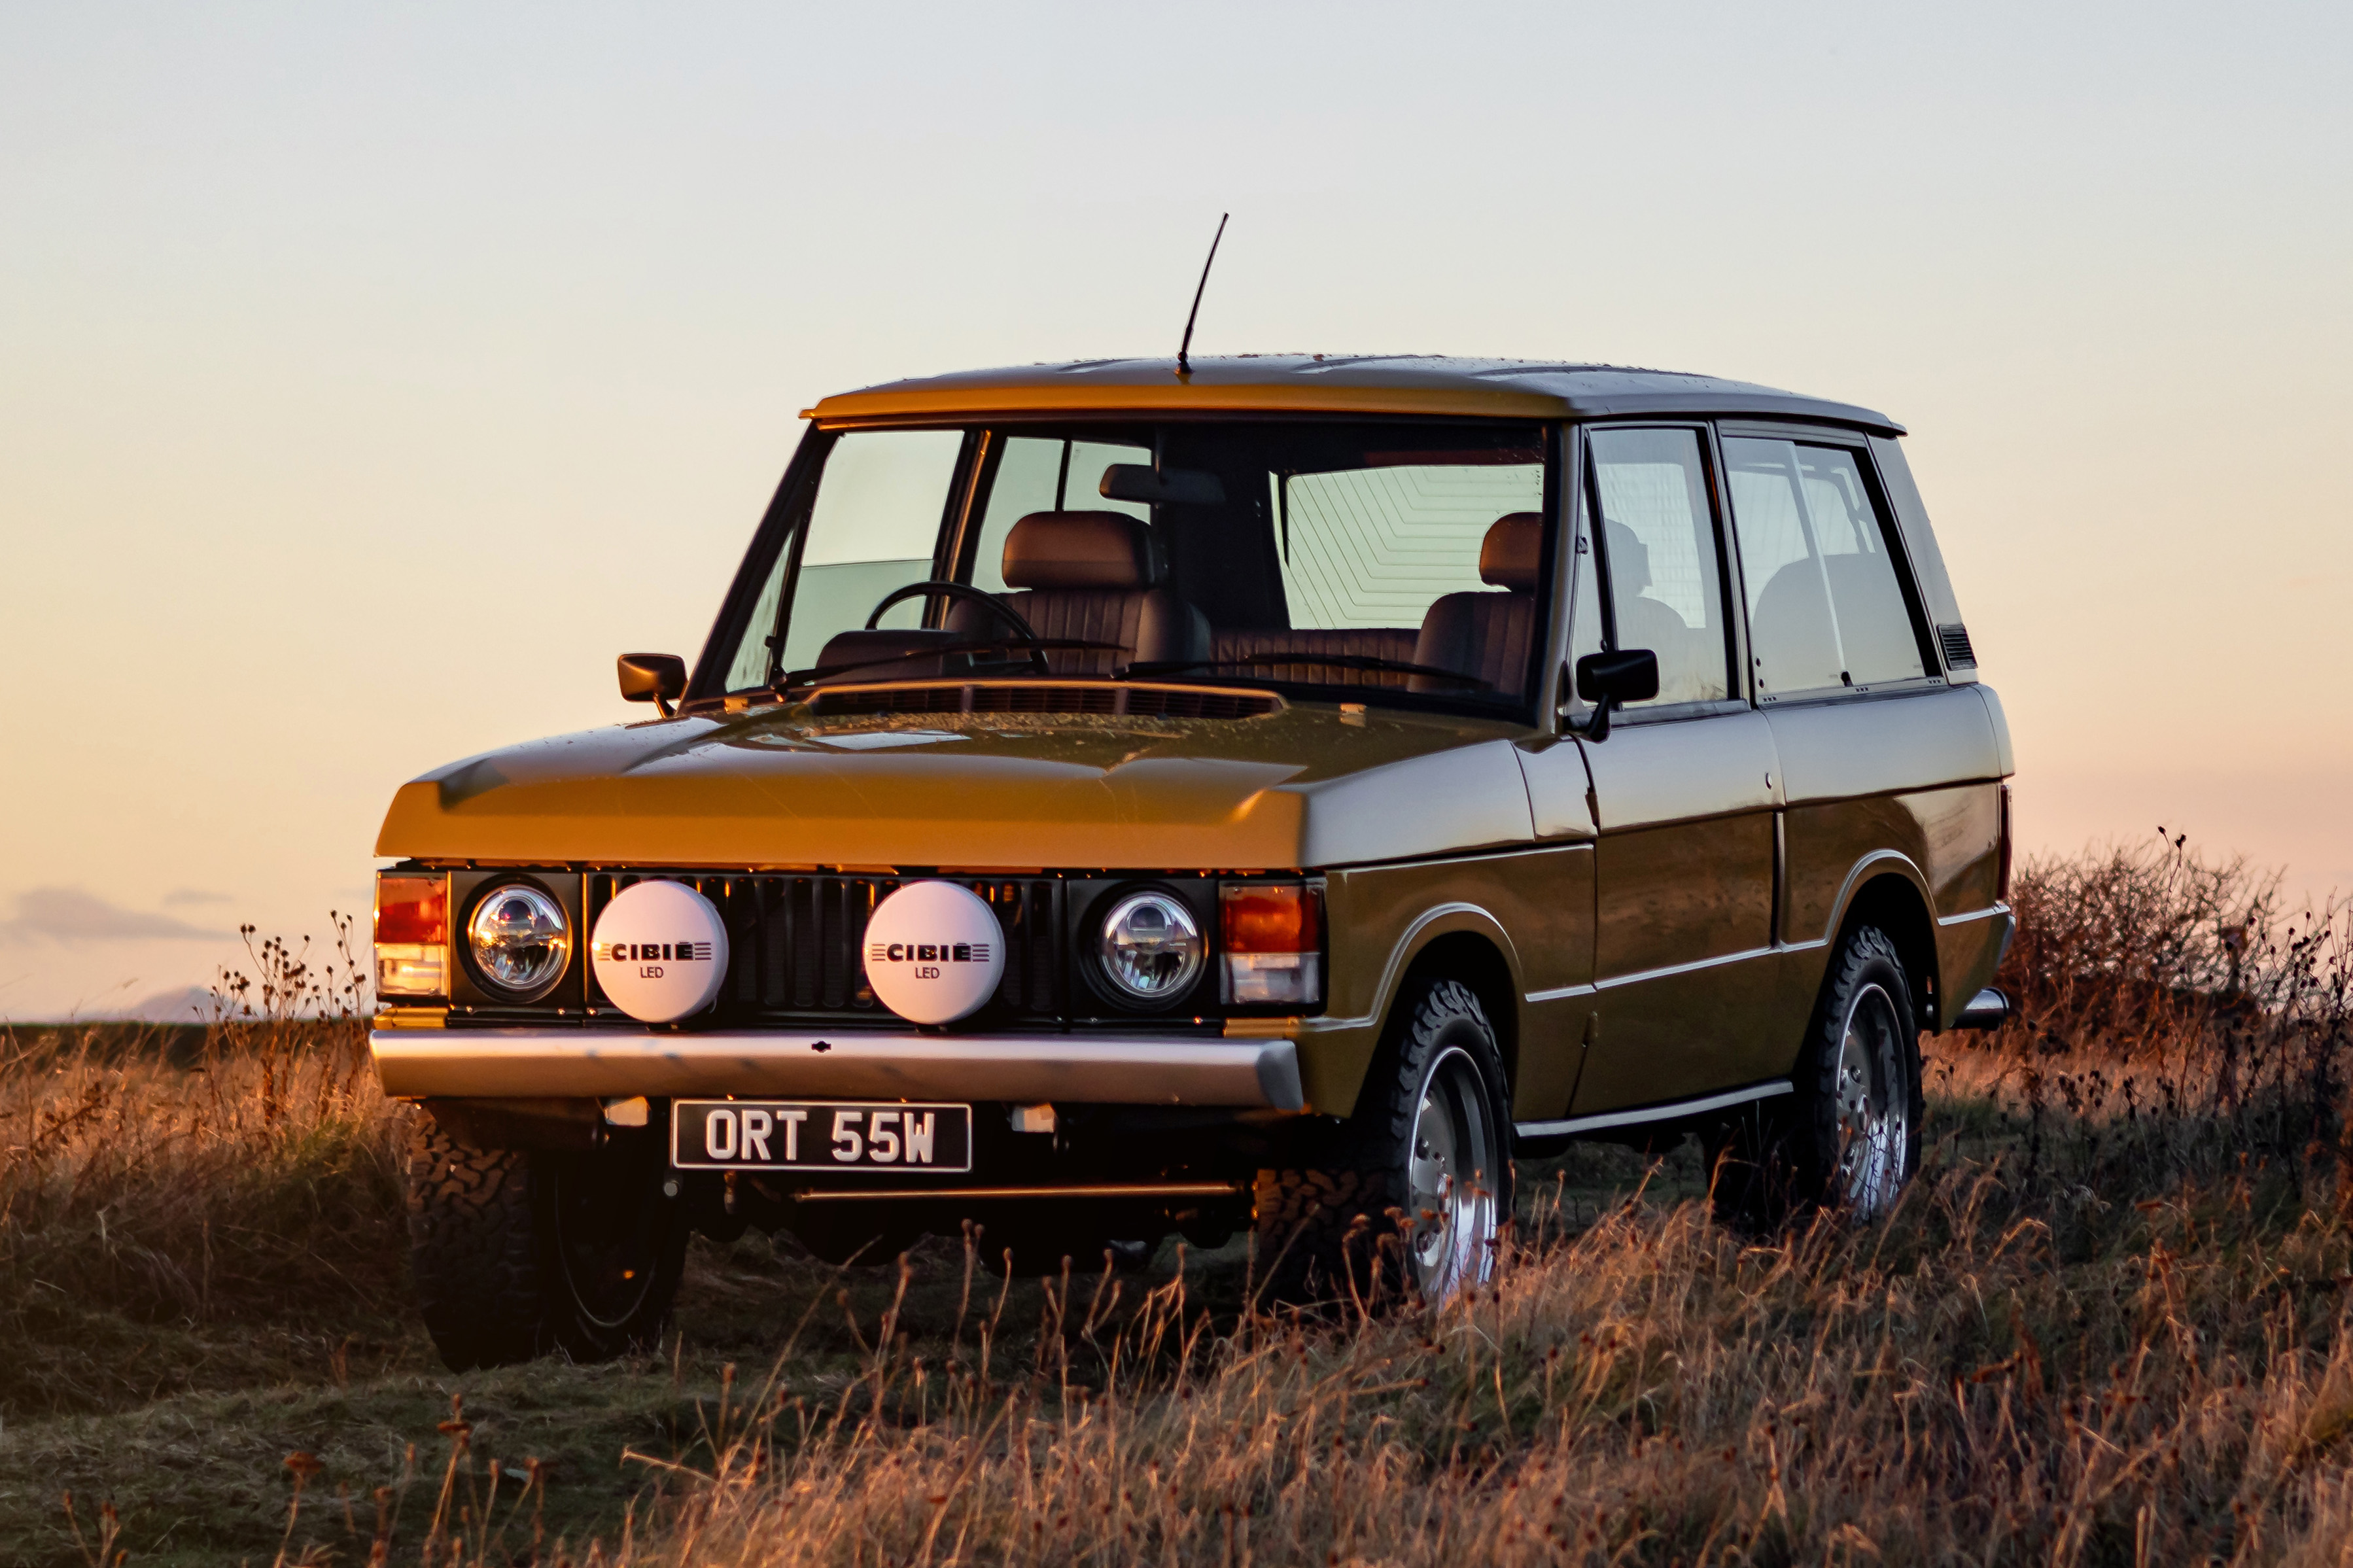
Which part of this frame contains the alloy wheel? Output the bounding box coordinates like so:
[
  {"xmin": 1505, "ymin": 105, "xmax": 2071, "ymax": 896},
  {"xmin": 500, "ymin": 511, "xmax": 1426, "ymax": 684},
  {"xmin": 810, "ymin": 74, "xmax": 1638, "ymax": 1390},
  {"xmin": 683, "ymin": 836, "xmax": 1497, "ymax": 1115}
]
[
  {"xmin": 1404, "ymin": 1045, "xmax": 1499, "ymax": 1302},
  {"xmin": 1832, "ymin": 982, "xmax": 1909, "ymax": 1215}
]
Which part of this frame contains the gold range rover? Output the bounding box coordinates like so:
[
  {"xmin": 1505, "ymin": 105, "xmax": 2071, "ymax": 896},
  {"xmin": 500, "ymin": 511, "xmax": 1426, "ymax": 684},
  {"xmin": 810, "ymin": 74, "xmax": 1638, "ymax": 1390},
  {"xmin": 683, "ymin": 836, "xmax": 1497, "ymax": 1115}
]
[{"xmin": 370, "ymin": 355, "xmax": 2015, "ymax": 1368}]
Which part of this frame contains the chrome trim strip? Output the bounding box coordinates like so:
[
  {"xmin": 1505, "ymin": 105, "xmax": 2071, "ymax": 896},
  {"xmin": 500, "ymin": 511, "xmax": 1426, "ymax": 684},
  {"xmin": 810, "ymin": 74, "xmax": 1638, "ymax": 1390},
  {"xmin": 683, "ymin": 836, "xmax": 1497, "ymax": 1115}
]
[
  {"xmin": 1594, "ymin": 944, "xmax": 1779, "ymax": 991},
  {"xmin": 1524, "ymin": 982, "xmax": 1599, "ymax": 1005},
  {"xmin": 372, "ymin": 1029, "xmax": 1303, "ymax": 1111},
  {"xmin": 1514, "ymin": 1079, "xmax": 1792, "ymax": 1140},
  {"xmin": 797, "ymin": 1181, "xmax": 1246, "ymax": 1202},
  {"xmin": 1936, "ymin": 903, "xmax": 2012, "ymax": 928}
]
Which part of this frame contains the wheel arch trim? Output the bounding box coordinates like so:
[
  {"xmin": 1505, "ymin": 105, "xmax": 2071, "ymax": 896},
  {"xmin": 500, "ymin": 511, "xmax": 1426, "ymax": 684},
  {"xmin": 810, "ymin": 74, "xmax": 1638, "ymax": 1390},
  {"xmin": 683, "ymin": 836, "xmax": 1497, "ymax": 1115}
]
[
  {"xmin": 1346, "ymin": 901, "xmax": 1527, "ymax": 1087},
  {"xmin": 1815, "ymin": 852, "xmax": 1943, "ymax": 1030}
]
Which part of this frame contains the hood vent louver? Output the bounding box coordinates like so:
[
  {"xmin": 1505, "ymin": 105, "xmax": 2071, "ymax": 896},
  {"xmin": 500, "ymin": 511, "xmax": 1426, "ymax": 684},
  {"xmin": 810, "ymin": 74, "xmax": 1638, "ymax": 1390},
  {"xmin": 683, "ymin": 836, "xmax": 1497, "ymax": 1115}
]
[{"xmin": 809, "ymin": 682, "xmax": 1281, "ymax": 721}]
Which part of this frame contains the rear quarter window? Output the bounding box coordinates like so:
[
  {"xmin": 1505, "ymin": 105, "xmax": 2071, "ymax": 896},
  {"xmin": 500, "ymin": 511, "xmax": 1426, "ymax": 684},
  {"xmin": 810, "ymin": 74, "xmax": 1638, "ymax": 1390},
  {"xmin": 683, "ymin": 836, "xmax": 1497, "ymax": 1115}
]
[{"xmin": 1723, "ymin": 437, "xmax": 1926, "ymax": 696}]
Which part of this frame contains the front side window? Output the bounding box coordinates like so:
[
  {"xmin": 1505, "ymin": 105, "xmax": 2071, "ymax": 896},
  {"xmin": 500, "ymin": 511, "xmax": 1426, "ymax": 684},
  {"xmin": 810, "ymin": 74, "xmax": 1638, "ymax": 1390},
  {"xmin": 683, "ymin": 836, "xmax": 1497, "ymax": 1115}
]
[
  {"xmin": 1585, "ymin": 427, "xmax": 1732, "ymax": 708},
  {"xmin": 714, "ymin": 419, "xmax": 1554, "ymax": 715},
  {"xmin": 1722, "ymin": 437, "xmax": 1925, "ymax": 695}
]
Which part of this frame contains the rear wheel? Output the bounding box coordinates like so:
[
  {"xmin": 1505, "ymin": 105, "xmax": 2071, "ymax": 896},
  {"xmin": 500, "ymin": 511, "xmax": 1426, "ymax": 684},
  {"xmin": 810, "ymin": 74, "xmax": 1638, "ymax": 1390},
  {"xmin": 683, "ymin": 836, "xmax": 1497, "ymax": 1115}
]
[
  {"xmin": 407, "ymin": 1116, "xmax": 688, "ymax": 1370},
  {"xmin": 1255, "ymin": 977, "xmax": 1510, "ymax": 1307},
  {"xmin": 1709, "ymin": 924, "xmax": 1923, "ymax": 1230}
]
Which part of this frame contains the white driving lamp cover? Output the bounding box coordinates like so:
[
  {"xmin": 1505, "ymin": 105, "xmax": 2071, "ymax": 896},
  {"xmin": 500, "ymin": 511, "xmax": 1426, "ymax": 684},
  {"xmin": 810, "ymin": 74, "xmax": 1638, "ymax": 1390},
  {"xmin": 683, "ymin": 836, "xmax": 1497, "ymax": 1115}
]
[
  {"xmin": 863, "ymin": 880, "xmax": 1005, "ymax": 1024},
  {"xmin": 591, "ymin": 880, "xmax": 731, "ymax": 1023}
]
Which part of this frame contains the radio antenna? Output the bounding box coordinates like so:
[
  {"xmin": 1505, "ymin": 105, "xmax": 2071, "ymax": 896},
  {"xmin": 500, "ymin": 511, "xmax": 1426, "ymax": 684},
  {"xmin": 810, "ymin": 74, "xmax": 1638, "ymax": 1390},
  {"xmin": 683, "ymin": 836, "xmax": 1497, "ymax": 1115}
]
[{"xmin": 1174, "ymin": 213, "xmax": 1229, "ymax": 379}]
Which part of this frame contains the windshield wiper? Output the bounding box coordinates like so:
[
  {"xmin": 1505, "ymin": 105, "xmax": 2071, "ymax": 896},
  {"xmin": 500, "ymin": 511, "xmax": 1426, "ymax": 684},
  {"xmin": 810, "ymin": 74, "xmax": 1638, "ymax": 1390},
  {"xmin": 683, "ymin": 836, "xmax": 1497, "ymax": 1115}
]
[
  {"xmin": 780, "ymin": 638, "xmax": 1129, "ymax": 689},
  {"xmin": 1123, "ymin": 653, "xmax": 1491, "ymax": 690}
]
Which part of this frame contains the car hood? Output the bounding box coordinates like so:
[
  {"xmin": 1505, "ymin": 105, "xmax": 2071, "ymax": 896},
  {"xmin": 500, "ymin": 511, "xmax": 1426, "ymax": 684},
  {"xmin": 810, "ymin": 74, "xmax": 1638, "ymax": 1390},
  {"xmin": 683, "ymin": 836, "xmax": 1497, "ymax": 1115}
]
[{"xmin": 375, "ymin": 701, "xmax": 1537, "ymax": 870}]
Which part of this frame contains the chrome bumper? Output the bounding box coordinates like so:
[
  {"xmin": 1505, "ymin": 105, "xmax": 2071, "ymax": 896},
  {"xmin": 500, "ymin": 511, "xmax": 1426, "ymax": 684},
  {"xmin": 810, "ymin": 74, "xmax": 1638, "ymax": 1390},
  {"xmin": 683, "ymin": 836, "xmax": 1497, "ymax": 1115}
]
[{"xmin": 370, "ymin": 1028, "xmax": 1304, "ymax": 1111}]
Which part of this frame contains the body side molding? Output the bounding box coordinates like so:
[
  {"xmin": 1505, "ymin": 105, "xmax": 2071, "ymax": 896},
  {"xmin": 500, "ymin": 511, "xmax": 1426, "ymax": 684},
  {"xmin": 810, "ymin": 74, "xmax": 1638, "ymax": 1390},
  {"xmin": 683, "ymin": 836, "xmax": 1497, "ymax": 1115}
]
[{"xmin": 1514, "ymin": 1077, "xmax": 1792, "ymax": 1140}]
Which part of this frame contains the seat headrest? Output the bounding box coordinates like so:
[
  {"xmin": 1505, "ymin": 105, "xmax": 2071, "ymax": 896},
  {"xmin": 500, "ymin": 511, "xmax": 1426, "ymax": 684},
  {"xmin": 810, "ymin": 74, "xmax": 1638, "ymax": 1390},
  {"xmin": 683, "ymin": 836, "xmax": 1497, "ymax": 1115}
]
[
  {"xmin": 1002, "ymin": 512, "xmax": 1162, "ymax": 590},
  {"xmin": 1480, "ymin": 514, "xmax": 1544, "ymax": 591}
]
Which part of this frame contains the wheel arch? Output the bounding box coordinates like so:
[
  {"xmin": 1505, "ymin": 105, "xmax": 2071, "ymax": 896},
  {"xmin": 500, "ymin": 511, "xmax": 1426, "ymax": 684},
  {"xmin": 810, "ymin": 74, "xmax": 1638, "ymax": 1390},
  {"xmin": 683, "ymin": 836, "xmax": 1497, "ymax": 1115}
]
[
  {"xmin": 1367, "ymin": 904, "xmax": 1525, "ymax": 1098},
  {"xmin": 1826, "ymin": 857, "xmax": 1942, "ymax": 1030}
]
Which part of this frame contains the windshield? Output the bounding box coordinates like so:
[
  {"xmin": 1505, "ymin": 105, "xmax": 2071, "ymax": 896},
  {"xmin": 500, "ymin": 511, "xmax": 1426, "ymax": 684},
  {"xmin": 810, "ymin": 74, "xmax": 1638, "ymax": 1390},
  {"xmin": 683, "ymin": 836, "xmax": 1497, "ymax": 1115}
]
[{"xmin": 710, "ymin": 419, "xmax": 1555, "ymax": 716}]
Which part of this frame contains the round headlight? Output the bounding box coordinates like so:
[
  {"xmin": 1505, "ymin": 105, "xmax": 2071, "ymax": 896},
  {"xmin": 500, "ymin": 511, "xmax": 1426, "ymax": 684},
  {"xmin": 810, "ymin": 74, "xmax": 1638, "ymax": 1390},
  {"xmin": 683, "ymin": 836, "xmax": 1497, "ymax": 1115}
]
[
  {"xmin": 1096, "ymin": 891, "xmax": 1204, "ymax": 1003},
  {"xmin": 468, "ymin": 883, "xmax": 570, "ymax": 997}
]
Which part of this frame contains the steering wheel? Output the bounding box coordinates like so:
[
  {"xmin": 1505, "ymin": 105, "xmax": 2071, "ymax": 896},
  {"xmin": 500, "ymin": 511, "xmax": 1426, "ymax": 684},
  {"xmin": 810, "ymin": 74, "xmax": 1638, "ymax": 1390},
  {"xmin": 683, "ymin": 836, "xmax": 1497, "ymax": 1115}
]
[{"xmin": 863, "ymin": 580, "xmax": 1048, "ymax": 673}]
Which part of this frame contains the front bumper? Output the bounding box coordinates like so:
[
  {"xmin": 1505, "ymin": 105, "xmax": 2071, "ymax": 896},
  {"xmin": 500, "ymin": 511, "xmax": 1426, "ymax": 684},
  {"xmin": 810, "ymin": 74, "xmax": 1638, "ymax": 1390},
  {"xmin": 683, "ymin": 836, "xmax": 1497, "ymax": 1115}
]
[{"xmin": 370, "ymin": 1028, "xmax": 1304, "ymax": 1110}]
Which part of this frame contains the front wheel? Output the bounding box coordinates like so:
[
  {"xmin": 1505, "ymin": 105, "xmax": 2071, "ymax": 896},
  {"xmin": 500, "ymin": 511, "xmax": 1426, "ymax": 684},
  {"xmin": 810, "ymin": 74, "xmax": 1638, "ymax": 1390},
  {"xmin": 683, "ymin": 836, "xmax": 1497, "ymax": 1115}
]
[
  {"xmin": 1710, "ymin": 924, "xmax": 1923, "ymax": 1230},
  {"xmin": 1255, "ymin": 977, "xmax": 1511, "ymax": 1308},
  {"xmin": 407, "ymin": 1117, "xmax": 688, "ymax": 1370}
]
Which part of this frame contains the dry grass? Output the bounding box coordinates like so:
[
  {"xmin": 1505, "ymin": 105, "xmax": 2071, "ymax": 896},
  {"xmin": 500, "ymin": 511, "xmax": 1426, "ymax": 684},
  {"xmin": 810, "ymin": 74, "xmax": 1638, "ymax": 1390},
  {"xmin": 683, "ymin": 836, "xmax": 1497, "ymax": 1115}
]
[{"xmin": 5, "ymin": 837, "xmax": 2353, "ymax": 1566}]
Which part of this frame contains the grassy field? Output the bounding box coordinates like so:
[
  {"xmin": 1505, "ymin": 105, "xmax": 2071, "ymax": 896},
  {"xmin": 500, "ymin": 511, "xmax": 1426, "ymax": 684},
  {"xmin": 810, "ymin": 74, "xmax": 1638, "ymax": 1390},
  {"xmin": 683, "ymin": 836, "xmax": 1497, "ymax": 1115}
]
[{"xmin": 3, "ymin": 839, "xmax": 2351, "ymax": 1567}]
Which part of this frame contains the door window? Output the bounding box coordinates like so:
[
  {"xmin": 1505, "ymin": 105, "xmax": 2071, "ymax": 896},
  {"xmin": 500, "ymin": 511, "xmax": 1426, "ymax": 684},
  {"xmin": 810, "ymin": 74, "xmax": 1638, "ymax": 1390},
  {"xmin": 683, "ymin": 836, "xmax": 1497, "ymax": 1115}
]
[
  {"xmin": 1722, "ymin": 438, "xmax": 1925, "ymax": 695},
  {"xmin": 1586, "ymin": 428, "xmax": 1732, "ymax": 707}
]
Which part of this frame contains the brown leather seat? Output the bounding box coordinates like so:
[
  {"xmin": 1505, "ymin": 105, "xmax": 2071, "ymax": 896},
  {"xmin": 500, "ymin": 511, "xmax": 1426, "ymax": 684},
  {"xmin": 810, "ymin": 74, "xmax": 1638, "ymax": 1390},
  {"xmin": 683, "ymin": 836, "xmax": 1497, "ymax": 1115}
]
[
  {"xmin": 1409, "ymin": 514, "xmax": 1543, "ymax": 695},
  {"xmin": 948, "ymin": 511, "xmax": 1211, "ymax": 676}
]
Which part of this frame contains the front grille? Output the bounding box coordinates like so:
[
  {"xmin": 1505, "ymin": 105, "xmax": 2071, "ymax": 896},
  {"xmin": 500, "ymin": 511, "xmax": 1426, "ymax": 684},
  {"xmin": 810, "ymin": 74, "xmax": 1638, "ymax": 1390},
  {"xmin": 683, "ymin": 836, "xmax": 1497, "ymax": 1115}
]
[
  {"xmin": 585, "ymin": 871, "xmax": 1063, "ymax": 1022},
  {"xmin": 1937, "ymin": 623, "xmax": 1977, "ymax": 669},
  {"xmin": 808, "ymin": 682, "xmax": 1280, "ymax": 721}
]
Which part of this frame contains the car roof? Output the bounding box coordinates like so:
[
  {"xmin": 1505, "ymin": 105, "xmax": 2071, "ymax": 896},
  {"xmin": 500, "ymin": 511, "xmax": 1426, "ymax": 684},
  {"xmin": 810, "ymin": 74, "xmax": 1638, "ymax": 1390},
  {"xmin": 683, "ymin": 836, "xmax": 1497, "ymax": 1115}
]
[{"xmin": 806, "ymin": 355, "xmax": 1903, "ymax": 434}]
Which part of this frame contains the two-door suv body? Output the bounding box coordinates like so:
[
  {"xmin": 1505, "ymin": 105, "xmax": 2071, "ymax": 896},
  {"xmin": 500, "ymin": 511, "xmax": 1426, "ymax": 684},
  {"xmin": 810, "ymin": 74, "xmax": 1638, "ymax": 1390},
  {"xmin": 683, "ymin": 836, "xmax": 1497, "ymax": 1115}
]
[{"xmin": 374, "ymin": 355, "xmax": 2014, "ymax": 1368}]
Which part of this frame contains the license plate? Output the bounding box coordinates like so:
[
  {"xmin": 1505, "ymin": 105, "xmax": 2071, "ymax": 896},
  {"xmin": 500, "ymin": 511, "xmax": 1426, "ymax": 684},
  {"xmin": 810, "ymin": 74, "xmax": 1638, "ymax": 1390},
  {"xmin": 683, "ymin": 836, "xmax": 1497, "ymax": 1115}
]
[{"xmin": 670, "ymin": 1100, "xmax": 973, "ymax": 1173}]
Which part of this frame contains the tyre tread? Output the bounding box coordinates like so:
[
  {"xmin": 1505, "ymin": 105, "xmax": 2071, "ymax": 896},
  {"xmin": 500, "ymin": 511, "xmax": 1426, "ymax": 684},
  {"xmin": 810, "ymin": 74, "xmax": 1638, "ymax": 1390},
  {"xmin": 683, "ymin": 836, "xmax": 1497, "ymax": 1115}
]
[{"xmin": 406, "ymin": 1117, "xmax": 549, "ymax": 1370}]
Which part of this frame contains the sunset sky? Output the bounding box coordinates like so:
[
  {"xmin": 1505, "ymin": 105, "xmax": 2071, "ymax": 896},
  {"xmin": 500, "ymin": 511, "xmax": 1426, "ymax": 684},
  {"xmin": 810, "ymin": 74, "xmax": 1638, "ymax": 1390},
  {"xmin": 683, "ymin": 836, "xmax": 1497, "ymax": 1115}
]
[{"xmin": 3, "ymin": 3, "xmax": 2348, "ymax": 1020}]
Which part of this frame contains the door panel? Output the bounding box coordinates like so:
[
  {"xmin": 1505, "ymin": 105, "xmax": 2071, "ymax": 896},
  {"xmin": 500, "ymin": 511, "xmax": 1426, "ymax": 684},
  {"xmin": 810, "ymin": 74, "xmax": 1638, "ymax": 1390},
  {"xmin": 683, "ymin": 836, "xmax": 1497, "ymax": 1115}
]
[
  {"xmin": 1766, "ymin": 689, "xmax": 2007, "ymax": 1031},
  {"xmin": 1571, "ymin": 710, "xmax": 1783, "ymax": 1114},
  {"xmin": 1762, "ymin": 686, "xmax": 2000, "ymax": 807}
]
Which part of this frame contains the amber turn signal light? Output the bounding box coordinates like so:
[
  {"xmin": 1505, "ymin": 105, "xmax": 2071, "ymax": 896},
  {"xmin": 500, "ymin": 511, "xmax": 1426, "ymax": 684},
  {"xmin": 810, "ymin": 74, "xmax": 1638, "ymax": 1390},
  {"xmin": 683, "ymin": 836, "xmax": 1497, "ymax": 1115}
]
[
  {"xmin": 375, "ymin": 875, "xmax": 447, "ymax": 943},
  {"xmin": 1221, "ymin": 884, "xmax": 1321, "ymax": 952},
  {"xmin": 1219, "ymin": 882, "xmax": 1323, "ymax": 1007},
  {"xmin": 375, "ymin": 873, "xmax": 449, "ymax": 1000}
]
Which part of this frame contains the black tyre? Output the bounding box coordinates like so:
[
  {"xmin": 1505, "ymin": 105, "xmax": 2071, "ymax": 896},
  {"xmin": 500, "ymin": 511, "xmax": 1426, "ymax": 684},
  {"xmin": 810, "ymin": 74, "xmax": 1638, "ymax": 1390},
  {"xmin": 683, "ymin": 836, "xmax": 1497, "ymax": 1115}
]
[
  {"xmin": 1254, "ymin": 977, "xmax": 1511, "ymax": 1307},
  {"xmin": 1709, "ymin": 924, "xmax": 1923, "ymax": 1230},
  {"xmin": 406, "ymin": 1115, "xmax": 688, "ymax": 1370}
]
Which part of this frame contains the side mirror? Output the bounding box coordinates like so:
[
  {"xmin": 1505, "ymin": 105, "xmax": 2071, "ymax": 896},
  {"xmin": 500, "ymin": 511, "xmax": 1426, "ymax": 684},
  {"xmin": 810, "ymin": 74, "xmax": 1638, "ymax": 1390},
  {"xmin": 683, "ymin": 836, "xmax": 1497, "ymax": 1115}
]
[
  {"xmin": 1568, "ymin": 649, "xmax": 1658, "ymax": 742},
  {"xmin": 1098, "ymin": 463, "xmax": 1226, "ymax": 506},
  {"xmin": 618, "ymin": 653, "xmax": 688, "ymax": 718}
]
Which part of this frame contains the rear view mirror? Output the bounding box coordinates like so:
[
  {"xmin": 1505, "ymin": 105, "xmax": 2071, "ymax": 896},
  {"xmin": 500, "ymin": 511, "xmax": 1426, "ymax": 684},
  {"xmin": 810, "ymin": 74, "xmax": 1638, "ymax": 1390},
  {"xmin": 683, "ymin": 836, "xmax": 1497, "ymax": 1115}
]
[
  {"xmin": 1569, "ymin": 648, "xmax": 1659, "ymax": 742},
  {"xmin": 1099, "ymin": 464, "xmax": 1226, "ymax": 506},
  {"xmin": 618, "ymin": 653, "xmax": 688, "ymax": 718}
]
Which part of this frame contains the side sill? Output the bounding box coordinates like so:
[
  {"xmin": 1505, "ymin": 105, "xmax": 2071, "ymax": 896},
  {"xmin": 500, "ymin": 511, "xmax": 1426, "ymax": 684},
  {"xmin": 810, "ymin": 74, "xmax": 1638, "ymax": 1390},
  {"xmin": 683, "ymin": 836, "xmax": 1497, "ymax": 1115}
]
[{"xmin": 1515, "ymin": 1079, "xmax": 1792, "ymax": 1140}]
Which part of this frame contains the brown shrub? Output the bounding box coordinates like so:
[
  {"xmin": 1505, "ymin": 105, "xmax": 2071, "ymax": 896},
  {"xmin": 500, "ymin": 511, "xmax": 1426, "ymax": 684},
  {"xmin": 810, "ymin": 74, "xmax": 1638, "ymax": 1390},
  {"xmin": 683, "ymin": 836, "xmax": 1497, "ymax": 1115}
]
[
  {"xmin": 1961, "ymin": 833, "xmax": 2353, "ymax": 1202},
  {"xmin": 0, "ymin": 924, "xmax": 410, "ymax": 1416}
]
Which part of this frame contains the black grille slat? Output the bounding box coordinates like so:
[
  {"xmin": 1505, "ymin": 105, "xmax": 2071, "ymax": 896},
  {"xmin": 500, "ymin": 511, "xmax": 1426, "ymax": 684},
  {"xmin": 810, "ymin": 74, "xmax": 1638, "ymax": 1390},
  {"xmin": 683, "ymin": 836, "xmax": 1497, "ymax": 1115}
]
[
  {"xmin": 1937, "ymin": 623, "xmax": 1976, "ymax": 669},
  {"xmin": 586, "ymin": 869, "xmax": 1064, "ymax": 1023}
]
